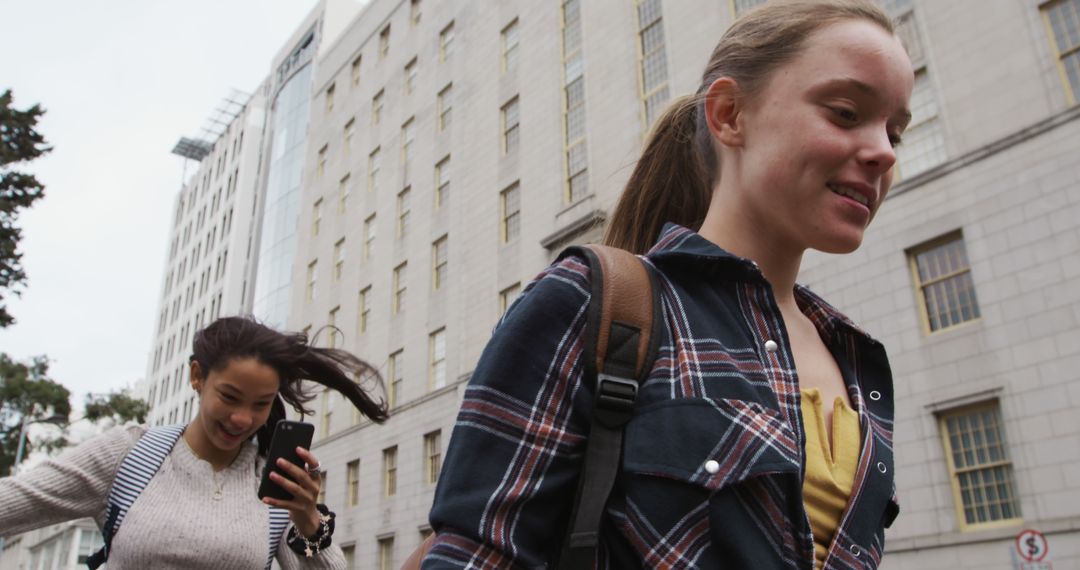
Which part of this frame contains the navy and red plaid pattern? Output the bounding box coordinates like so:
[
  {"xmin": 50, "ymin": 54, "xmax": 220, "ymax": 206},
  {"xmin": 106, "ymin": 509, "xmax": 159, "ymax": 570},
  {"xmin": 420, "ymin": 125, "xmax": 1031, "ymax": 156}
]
[{"xmin": 427, "ymin": 225, "xmax": 897, "ymax": 569}]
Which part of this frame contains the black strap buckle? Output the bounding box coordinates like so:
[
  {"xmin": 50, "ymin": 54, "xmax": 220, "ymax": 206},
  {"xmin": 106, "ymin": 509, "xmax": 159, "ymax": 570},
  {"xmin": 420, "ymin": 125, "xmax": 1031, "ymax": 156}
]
[{"xmin": 593, "ymin": 374, "xmax": 638, "ymax": 427}]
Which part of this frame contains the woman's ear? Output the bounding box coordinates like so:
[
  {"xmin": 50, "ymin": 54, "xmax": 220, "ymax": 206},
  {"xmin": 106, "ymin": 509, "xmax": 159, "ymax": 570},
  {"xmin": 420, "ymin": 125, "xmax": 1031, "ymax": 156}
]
[
  {"xmin": 189, "ymin": 360, "xmax": 204, "ymax": 394},
  {"xmin": 703, "ymin": 77, "xmax": 744, "ymax": 147}
]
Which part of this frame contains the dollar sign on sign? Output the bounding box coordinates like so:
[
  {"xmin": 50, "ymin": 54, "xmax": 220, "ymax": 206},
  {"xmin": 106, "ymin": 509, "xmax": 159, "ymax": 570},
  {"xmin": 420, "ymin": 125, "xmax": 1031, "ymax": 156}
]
[{"xmin": 1026, "ymin": 535, "xmax": 1039, "ymax": 557}]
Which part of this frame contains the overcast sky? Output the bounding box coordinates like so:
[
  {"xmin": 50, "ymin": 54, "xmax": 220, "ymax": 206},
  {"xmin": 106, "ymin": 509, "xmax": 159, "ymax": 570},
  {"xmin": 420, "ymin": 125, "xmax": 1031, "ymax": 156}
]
[{"xmin": 0, "ymin": 0, "xmax": 324, "ymax": 410}]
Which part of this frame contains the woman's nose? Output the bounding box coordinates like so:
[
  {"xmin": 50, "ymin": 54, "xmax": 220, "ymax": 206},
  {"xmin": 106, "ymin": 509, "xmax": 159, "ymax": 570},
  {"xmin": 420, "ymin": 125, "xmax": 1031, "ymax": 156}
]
[{"xmin": 859, "ymin": 126, "xmax": 898, "ymax": 174}]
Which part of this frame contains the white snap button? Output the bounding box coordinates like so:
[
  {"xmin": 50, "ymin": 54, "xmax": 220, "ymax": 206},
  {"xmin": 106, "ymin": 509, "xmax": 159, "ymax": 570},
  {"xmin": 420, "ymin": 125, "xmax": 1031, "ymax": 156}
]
[
  {"xmin": 850, "ymin": 545, "xmax": 861, "ymax": 557},
  {"xmin": 877, "ymin": 461, "xmax": 887, "ymax": 474},
  {"xmin": 764, "ymin": 340, "xmax": 779, "ymax": 353},
  {"xmin": 704, "ymin": 460, "xmax": 720, "ymax": 474},
  {"xmin": 869, "ymin": 390, "xmax": 882, "ymax": 401}
]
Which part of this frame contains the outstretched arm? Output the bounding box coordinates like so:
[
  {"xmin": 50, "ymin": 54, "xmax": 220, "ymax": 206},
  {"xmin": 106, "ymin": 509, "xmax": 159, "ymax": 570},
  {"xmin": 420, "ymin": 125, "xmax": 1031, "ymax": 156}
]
[{"xmin": 0, "ymin": 425, "xmax": 141, "ymax": 536}]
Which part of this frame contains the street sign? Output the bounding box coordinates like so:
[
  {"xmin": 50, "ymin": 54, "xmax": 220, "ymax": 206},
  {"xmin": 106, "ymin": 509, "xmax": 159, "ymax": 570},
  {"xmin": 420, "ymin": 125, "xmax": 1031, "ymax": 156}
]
[{"xmin": 1015, "ymin": 529, "xmax": 1049, "ymax": 564}]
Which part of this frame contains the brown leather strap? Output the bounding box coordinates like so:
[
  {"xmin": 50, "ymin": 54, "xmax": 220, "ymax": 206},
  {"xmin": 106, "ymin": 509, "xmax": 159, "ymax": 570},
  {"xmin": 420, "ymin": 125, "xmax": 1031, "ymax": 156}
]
[
  {"xmin": 586, "ymin": 244, "xmax": 655, "ymax": 380},
  {"xmin": 401, "ymin": 534, "xmax": 436, "ymax": 570}
]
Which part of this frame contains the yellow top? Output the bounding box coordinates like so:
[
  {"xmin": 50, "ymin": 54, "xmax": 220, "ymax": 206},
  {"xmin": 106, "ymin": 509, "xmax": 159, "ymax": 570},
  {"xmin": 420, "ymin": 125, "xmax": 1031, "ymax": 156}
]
[{"xmin": 800, "ymin": 388, "xmax": 861, "ymax": 569}]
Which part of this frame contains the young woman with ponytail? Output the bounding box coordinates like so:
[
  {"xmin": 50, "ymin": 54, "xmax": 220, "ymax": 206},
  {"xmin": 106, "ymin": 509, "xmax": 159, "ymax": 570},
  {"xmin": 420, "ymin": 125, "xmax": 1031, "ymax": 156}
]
[
  {"xmin": 426, "ymin": 1, "xmax": 913, "ymax": 568},
  {"xmin": 0, "ymin": 316, "xmax": 387, "ymax": 569}
]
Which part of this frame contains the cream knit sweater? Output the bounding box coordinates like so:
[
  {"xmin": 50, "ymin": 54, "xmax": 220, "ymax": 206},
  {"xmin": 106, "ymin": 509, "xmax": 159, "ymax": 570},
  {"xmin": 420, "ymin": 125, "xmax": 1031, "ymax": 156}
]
[{"xmin": 0, "ymin": 424, "xmax": 344, "ymax": 569}]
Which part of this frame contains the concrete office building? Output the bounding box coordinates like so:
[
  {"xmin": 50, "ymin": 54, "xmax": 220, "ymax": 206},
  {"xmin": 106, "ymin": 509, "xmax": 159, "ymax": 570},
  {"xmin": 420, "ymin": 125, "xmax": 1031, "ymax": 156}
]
[
  {"xmin": 142, "ymin": 88, "xmax": 268, "ymax": 427},
  {"xmin": 250, "ymin": 0, "xmax": 371, "ymax": 328},
  {"xmin": 144, "ymin": 0, "xmax": 366, "ymax": 424},
  {"xmin": 0, "ymin": 520, "xmax": 102, "ymax": 570}
]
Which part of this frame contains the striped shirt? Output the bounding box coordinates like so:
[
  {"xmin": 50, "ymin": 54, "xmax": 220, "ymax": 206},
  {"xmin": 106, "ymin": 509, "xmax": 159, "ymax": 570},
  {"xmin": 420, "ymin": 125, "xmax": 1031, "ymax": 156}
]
[{"xmin": 426, "ymin": 224, "xmax": 898, "ymax": 569}]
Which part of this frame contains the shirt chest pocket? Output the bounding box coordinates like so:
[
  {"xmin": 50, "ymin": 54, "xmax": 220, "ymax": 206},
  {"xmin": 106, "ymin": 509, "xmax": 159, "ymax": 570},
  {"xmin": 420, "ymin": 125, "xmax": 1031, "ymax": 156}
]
[{"xmin": 622, "ymin": 398, "xmax": 800, "ymax": 492}]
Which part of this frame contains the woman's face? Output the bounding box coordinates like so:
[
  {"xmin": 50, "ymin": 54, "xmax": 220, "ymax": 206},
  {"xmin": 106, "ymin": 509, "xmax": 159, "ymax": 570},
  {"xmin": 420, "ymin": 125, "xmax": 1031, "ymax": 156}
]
[
  {"xmin": 727, "ymin": 19, "xmax": 914, "ymax": 254},
  {"xmin": 192, "ymin": 357, "xmax": 279, "ymax": 452}
]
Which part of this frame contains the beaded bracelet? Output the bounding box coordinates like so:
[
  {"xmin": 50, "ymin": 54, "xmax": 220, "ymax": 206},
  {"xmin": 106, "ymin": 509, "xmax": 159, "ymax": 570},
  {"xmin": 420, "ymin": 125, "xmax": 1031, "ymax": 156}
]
[{"xmin": 286, "ymin": 504, "xmax": 336, "ymax": 557}]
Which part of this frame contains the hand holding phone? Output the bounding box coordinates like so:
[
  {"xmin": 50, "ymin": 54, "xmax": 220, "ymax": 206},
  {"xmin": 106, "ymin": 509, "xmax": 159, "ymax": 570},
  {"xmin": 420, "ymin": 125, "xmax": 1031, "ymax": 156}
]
[{"xmin": 257, "ymin": 420, "xmax": 315, "ymax": 501}]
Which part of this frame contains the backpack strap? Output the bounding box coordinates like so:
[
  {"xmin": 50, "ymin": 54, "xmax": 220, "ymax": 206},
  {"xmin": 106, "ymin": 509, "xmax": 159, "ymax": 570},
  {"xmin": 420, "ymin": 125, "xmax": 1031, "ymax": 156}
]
[
  {"xmin": 556, "ymin": 244, "xmax": 662, "ymax": 570},
  {"xmin": 87, "ymin": 424, "xmax": 186, "ymax": 569},
  {"xmin": 267, "ymin": 505, "xmax": 291, "ymax": 568}
]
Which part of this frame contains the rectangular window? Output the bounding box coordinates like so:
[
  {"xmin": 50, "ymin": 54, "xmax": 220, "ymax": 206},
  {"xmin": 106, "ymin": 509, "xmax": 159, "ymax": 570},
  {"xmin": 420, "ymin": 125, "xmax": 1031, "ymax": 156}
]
[
  {"xmin": 351, "ymin": 55, "xmax": 362, "ymax": 86},
  {"xmin": 343, "ymin": 118, "xmax": 355, "ymax": 155},
  {"xmin": 368, "ymin": 147, "xmax": 381, "ymax": 193},
  {"xmin": 328, "ymin": 306, "xmax": 340, "ymax": 348},
  {"xmin": 393, "ymin": 262, "xmax": 407, "ymax": 314},
  {"xmin": 358, "ymin": 286, "xmax": 371, "ymax": 333},
  {"xmin": 896, "ymin": 70, "xmax": 947, "ymax": 178},
  {"xmin": 320, "ymin": 389, "xmax": 333, "ymax": 437},
  {"xmin": 325, "ymin": 83, "xmax": 335, "ymax": 114},
  {"xmin": 500, "ymin": 282, "xmax": 521, "ymax": 315},
  {"xmin": 434, "ymin": 155, "xmax": 450, "ymax": 208},
  {"xmin": 346, "ymin": 459, "xmax": 360, "ymax": 506},
  {"xmin": 502, "ymin": 19, "xmax": 520, "ymax": 73},
  {"xmin": 377, "ymin": 536, "xmax": 394, "ymax": 570},
  {"xmin": 1043, "ymin": 0, "xmax": 1080, "ymax": 104},
  {"xmin": 333, "ymin": 238, "xmax": 345, "ymax": 281},
  {"xmin": 562, "ymin": 0, "xmax": 588, "ymax": 203},
  {"xmin": 317, "ymin": 145, "xmax": 328, "ymax": 179},
  {"xmin": 424, "ymin": 430, "xmax": 442, "ymax": 485},
  {"xmin": 379, "ymin": 25, "xmax": 391, "ymax": 58},
  {"xmin": 439, "ymin": 22, "xmax": 455, "ymax": 62},
  {"xmin": 397, "ymin": 187, "xmax": 411, "ymax": 239},
  {"xmin": 404, "ymin": 57, "xmax": 418, "ymax": 95},
  {"xmin": 338, "ymin": 174, "xmax": 350, "ymax": 214},
  {"xmin": 383, "ymin": 446, "xmax": 398, "ymax": 496},
  {"xmin": 306, "ymin": 260, "xmax": 317, "ymax": 302},
  {"xmin": 908, "ymin": 232, "xmax": 981, "ymax": 333},
  {"xmin": 437, "ymin": 83, "xmax": 453, "ymax": 132},
  {"xmin": 410, "ymin": 0, "xmax": 421, "ymax": 26},
  {"xmin": 429, "ymin": 328, "xmax": 446, "ymax": 390},
  {"xmin": 372, "ymin": 89, "xmax": 384, "ymax": 126},
  {"xmin": 401, "ymin": 118, "xmax": 415, "ymax": 184},
  {"xmin": 731, "ymin": 0, "xmax": 767, "ymax": 17},
  {"xmin": 938, "ymin": 401, "xmax": 1021, "ymax": 529},
  {"xmin": 636, "ymin": 0, "xmax": 670, "ymax": 130},
  {"xmin": 389, "ymin": 349, "xmax": 403, "ymax": 408},
  {"xmin": 312, "ymin": 198, "xmax": 322, "ymax": 237},
  {"xmin": 363, "ymin": 214, "xmax": 376, "ymax": 262},
  {"xmin": 432, "ymin": 235, "xmax": 448, "ymax": 290},
  {"xmin": 342, "ymin": 544, "xmax": 355, "ymax": 570},
  {"xmin": 501, "ymin": 182, "xmax": 521, "ymax": 243},
  {"xmin": 502, "ymin": 96, "xmax": 520, "ymax": 154}
]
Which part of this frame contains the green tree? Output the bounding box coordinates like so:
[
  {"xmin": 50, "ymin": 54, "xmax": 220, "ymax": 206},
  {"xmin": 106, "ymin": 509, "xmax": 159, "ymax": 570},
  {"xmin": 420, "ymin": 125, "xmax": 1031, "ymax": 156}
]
[
  {"xmin": 0, "ymin": 353, "xmax": 70, "ymax": 474},
  {"xmin": 1, "ymin": 89, "xmax": 51, "ymax": 328},
  {"xmin": 84, "ymin": 389, "xmax": 151, "ymax": 426}
]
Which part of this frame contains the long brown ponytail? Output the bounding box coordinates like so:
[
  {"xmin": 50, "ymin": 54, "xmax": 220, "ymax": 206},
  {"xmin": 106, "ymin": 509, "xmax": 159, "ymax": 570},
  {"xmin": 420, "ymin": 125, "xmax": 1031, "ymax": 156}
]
[{"xmin": 604, "ymin": 0, "xmax": 895, "ymax": 254}]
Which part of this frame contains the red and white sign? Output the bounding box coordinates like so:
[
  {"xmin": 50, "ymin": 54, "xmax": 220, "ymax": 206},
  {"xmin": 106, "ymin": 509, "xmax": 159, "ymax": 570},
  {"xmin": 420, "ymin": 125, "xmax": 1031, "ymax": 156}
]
[{"xmin": 1015, "ymin": 529, "xmax": 1048, "ymax": 563}]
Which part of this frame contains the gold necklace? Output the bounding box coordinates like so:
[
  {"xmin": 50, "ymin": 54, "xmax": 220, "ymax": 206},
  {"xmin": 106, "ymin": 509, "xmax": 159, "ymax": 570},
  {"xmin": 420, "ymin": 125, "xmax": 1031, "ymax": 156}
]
[{"xmin": 212, "ymin": 469, "xmax": 225, "ymax": 501}]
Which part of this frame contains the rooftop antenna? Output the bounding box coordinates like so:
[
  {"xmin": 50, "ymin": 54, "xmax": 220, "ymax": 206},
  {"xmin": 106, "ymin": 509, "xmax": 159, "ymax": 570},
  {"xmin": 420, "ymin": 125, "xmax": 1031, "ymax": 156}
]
[{"xmin": 170, "ymin": 89, "xmax": 252, "ymax": 182}]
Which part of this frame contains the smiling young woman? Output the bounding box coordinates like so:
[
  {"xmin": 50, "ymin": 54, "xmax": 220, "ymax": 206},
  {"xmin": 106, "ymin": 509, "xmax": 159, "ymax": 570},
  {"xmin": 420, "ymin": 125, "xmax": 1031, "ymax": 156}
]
[
  {"xmin": 0, "ymin": 316, "xmax": 388, "ymax": 569},
  {"xmin": 424, "ymin": 1, "xmax": 913, "ymax": 569}
]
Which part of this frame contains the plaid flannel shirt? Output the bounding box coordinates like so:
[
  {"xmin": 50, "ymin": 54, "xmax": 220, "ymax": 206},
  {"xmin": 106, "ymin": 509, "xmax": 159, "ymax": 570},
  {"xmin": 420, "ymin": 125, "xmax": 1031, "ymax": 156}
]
[{"xmin": 426, "ymin": 224, "xmax": 898, "ymax": 569}]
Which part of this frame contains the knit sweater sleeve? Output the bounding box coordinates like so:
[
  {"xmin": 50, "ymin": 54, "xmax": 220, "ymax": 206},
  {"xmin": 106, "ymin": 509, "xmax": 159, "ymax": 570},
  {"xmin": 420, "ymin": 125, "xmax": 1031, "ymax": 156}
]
[{"xmin": 0, "ymin": 424, "xmax": 142, "ymax": 536}]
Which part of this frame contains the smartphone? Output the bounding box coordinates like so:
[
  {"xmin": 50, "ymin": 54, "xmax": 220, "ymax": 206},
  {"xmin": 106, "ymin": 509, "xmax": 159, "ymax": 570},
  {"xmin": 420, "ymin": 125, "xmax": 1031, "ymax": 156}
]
[{"xmin": 257, "ymin": 420, "xmax": 315, "ymax": 501}]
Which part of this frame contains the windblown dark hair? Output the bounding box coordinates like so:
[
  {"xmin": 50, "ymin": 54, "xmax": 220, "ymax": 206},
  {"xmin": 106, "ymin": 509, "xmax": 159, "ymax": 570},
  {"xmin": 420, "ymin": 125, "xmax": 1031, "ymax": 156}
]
[
  {"xmin": 190, "ymin": 316, "xmax": 389, "ymax": 456},
  {"xmin": 604, "ymin": 0, "xmax": 895, "ymax": 253}
]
